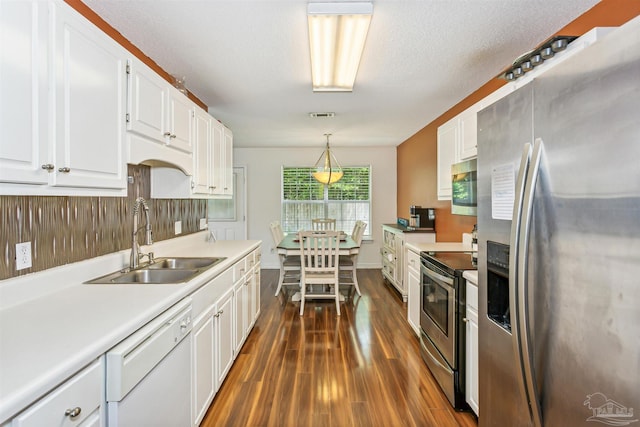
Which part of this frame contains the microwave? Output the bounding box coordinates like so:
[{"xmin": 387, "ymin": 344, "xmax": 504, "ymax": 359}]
[{"xmin": 451, "ymin": 158, "xmax": 477, "ymax": 216}]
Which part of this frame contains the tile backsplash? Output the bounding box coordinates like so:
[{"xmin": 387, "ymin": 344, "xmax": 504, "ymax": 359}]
[{"xmin": 0, "ymin": 165, "xmax": 207, "ymax": 280}]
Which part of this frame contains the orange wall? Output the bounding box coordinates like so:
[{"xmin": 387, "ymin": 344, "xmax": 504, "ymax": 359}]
[
  {"xmin": 65, "ymin": 0, "xmax": 208, "ymax": 110},
  {"xmin": 397, "ymin": 0, "xmax": 640, "ymax": 242}
]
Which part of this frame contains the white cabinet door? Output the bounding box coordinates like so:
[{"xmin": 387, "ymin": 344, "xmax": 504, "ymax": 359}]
[
  {"xmin": 251, "ymin": 255, "xmax": 261, "ymax": 324},
  {"xmin": 221, "ymin": 127, "xmax": 233, "ymax": 196},
  {"xmin": 192, "ymin": 108, "xmax": 211, "ymax": 195},
  {"xmin": 437, "ymin": 117, "xmax": 458, "ymax": 200},
  {"xmin": 167, "ymin": 86, "xmax": 193, "ymax": 153},
  {"xmin": 0, "ymin": 1, "xmax": 48, "ymax": 185},
  {"xmin": 458, "ymin": 103, "xmax": 479, "ymax": 161},
  {"xmin": 127, "ymin": 60, "xmax": 167, "ymax": 142},
  {"xmin": 210, "ymin": 119, "xmax": 224, "ymax": 195},
  {"xmin": 406, "ymin": 249, "xmax": 421, "ymax": 337},
  {"xmin": 233, "ymin": 273, "xmax": 249, "ymax": 354},
  {"xmin": 215, "ymin": 288, "xmax": 235, "ymax": 387},
  {"xmin": 192, "ymin": 310, "xmax": 215, "ymax": 426},
  {"xmin": 465, "ymin": 280, "xmax": 479, "ymax": 415},
  {"xmin": 52, "ymin": 3, "xmax": 127, "ymax": 190}
]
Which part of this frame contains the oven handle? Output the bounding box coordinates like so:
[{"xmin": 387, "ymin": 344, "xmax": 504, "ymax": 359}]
[
  {"xmin": 421, "ymin": 336, "xmax": 452, "ymax": 373},
  {"xmin": 421, "ymin": 265, "xmax": 454, "ymax": 287}
]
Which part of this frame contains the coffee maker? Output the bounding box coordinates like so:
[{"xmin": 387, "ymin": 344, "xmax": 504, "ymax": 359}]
[{"xmin": 409, "ymin": 206, "xmax": 436, "ymax": 230}]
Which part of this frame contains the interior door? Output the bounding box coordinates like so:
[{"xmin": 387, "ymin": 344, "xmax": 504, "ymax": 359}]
[{"xmin": 208, "ymin": 166, "xmax": 246, "ymax": 240}]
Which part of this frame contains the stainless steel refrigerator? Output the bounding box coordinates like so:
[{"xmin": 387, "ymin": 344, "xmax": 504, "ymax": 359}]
[{"xmin": 476, "ymin": 16, "xmax": 640, "ymax": 427}]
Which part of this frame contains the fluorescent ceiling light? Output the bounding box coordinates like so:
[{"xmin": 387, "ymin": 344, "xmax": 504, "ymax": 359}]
[{"xmin": 307, "ymin": 2, "xmax": 373, "ymax": 92}]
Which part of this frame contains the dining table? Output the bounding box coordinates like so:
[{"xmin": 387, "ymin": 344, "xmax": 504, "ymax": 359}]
[
  {"xmin": 276, "ymin": 232, "xmax": 361, "ymax": 302},
  {"xmin": 276, "ymin": 232, "xmax": 361, "ymax": 256}
]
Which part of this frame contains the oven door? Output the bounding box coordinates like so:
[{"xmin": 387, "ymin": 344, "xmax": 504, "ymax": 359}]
[{"xmin": 420, "ymin": 258, "xmax": 456, "ymax": 368}]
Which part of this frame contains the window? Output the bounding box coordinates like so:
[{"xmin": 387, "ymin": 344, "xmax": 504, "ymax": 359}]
[{"xmin": 282, "ymin": 166, "xmax": 371, "ymax": 236}]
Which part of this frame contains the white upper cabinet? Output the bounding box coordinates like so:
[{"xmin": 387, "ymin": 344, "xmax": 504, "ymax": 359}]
[
  {"xmin": 209, "ymin": 122, "xmax": 233, "ymax": 198},
  {"xmin": 0, "ymin": 1, "xmax": 48, "ymax": 186},
  {"xmin": 436, "ymin": 117, "xmax": 458, "ymax": 200},
  {"xmin": 1, "ymin": 1, "xmax": 127, "ymax": 195},
  {"xmin": 127, "ymin": 59, "xmax": 193, "ymax": 155},
  {"xmin": 457, "ymin": 103, "xmax": 479, "ymax": 161},
  {"xmin": 192, "ymin": 107, "xmax": 211, "ymax": 195},
  {"xmin": 127, "ymin": 60, "xmax": 166, "ymax": 142},
  {"xmin": 51, "ymin": 2, "xmax": 127, "ymax": 190},
  {"xmin": 166, "ymin": 85, "xmax": 193, "ymax": 153}
]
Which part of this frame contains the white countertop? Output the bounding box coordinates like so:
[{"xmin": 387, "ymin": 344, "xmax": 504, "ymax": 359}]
[
  {"xmin": 405, "ymin": 241, "xmax": 472, "ymax": 253},
  {"xmin": 0, "ymin": 232, "xmax": 260, "ymax": 423}
]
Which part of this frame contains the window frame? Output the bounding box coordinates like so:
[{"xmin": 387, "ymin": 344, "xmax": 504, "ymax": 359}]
[{"xmin": 281, "ymin": 165, "xmax": 372, "ymax": 237}]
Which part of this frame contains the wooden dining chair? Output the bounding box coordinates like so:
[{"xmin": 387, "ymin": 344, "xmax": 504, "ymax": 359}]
[
  {"xmin": 269, "ymin": 221, "xmax": 301, "ymax": 296},
  {"xmin": 339, "ymin": 220, "xmax": 367, "ymax": 297},
  {"xmin": 312, "ymin": 218, "xmax": 336, "ymax": 231},
  {"xmin": 298, "ymin": 230, "xmax": 341, "ymax": 315}
]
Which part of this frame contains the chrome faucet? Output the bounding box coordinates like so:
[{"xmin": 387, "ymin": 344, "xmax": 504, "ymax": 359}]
[{"xmin": 130, "ymin": 197, "xmax": 153, "ymax": 269}]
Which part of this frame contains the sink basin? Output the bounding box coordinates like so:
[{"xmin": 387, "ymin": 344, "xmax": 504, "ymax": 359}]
[
  {"xmin": 146, "ymin": 257, "xmax": 225, "ymax": 270},
  {"xmin": 85, "ymin": 256, "xmax": 226, "ymax": 284},
  {"xmin": 112, "ymin": 269, "xmax": 199, "ymax": 284}
]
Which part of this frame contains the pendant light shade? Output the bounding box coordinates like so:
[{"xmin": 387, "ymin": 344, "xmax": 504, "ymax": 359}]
[{"xmin": 312, "ymin": 134, "xmax": 343, "ymax": 185}]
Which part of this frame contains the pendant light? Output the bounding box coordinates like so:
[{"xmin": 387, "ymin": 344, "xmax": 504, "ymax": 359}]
[{"xmin": 312, "ymin": 134, "xmax": 343, "ymax": 185}]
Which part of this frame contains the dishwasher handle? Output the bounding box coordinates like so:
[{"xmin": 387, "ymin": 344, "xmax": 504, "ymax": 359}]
[{"xmin": 106, "ymin": 298, "xmax": 192, "ymax": 402}]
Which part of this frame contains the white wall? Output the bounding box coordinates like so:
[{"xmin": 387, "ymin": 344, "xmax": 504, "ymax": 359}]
[{"xmin": 234, "ymin": 146, "xmax": 397, "ymax": 269}]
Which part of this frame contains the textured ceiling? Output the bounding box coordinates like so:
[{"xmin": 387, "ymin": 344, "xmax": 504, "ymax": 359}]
[{"xmin": 82, "ymin": 0, "xmax": 600, "ymax": 148}]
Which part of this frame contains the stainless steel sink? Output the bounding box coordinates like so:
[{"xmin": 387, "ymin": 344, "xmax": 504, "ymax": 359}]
[
  {"xmin": 85, "ymin": 257, "xmax": 226, "ymax": 284},
  {"xmin": 146, "ymin": 257, "xmax": 225, "ymax": 270}
]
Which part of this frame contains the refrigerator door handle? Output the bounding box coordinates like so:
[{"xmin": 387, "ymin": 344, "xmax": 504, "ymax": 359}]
[
  {"xmin": 508, "ymin": 143, "xmax": 531, "ymax": 392},
  {"xmin": 517, "ymin": 138, "xmax": 544, "ymax": 427},
  {"xmin": 508, "ymin": 143, "xmax": 534, "ymax": 425}
]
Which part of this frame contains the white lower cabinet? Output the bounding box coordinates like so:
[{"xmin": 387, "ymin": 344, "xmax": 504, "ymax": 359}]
[
  {"xmin": 251, "ymin": 253, "xmax": 261, "ymax": 325},
  {"xmin": 233, "ymin": 270, "xmax": 249, "ymax": 353},
  {"xmin": 191, "ymin": 248, "xmax": 260, "ymax": 426},
  {"xmin": 192, "ymin": 307, "xmax": 216, "ymax": 426},
  {"xmin": 465, "ymin": 277, "xmax": 479, "ymax": 415},
  {"xmin": 382, "ymin": 225, "xmax": 435, "ymax": 302},
  {"xmin": 215, "ymin": 289, "xmax": 235, "ymax": 391},
  {"xmin": 405, "ymin": 248, "xmax": 421, "ymax": 336},
  {"xmin": 10, "ymin": 358, "xmax": 104, "ymax": 427}
]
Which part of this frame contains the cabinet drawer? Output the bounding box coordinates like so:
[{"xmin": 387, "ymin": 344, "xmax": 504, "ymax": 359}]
[
  {"xmin": 13, "ymin": 359, "xmax": 102, "ymax": 427},
  {"xmin": 233, "ymin": 257, "xmax": 248, "ymax": 282},
  {"xmin": 191, "ymin": 268, "xmax": 233, "ymax": 319},
  {"xmin": 466, "ymin": 281, "xmax": 478, "ymax": 311},
  {"xmin": 406, "ymin": 250, "xmax": 420, "ymax": 273}
]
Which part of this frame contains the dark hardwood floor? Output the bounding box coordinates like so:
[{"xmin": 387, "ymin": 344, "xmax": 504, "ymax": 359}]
[{"xmin": 201, "ymin": 269, "xmax": 478, "ymax": 427}]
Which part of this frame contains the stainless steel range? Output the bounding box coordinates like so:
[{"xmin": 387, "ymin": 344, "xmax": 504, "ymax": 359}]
[{"xmin": 419, "ymin": 251, "xmax": 476, "ymax": 410}]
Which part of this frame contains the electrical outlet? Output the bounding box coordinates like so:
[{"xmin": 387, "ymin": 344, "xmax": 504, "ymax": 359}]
[
  {"xmin": 16, "ymin": 242, "xmax": 32, "ymax": 270},
  {"xmin": 175, "ymin": 220, "xmax": 182, "ymax": 235},
  {"xmin": 199, "ymin": 218, "xmax": 207, "ymax": 230}
]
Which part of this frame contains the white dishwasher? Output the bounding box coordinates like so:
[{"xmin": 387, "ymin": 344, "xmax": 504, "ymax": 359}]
[{"xmin": 106, "ymin": 297, "xmax": 193, "ymax": 427}]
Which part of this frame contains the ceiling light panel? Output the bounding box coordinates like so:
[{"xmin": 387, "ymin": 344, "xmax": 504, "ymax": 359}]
[{"xmin": 308, "ymin": 2, "xmax": 373, "ymax": 92}]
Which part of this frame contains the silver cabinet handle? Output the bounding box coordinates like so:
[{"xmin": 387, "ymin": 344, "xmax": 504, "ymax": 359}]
[
  {"xmin": 163, "ymin": 132, "xmax": 172, "ymax": 137},
  {"xmin": 41, "ymin": 163, "xmax": 55, "ymax": 171},
  {"xmin": 58, "ymin": 167, "xmax": 71, "ymax": 173},
  {"xmin": 65, "ymin": 407, "xmax": 81, "ymax": 418},
  {"xmin": 170, "ymin": 134, "xmax": 176, "ymax": 139}
]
